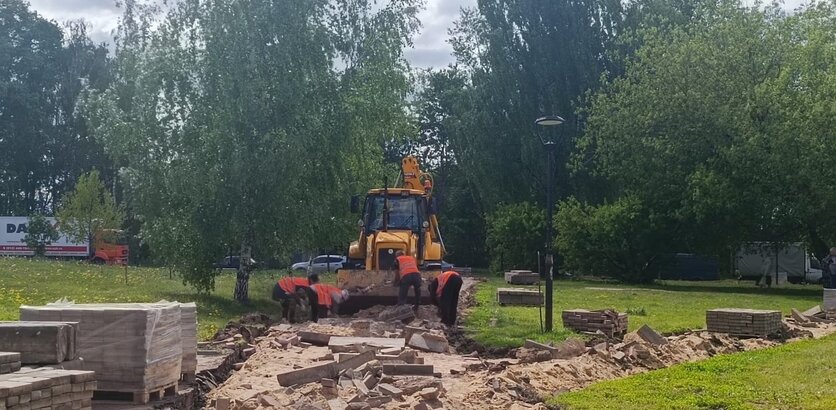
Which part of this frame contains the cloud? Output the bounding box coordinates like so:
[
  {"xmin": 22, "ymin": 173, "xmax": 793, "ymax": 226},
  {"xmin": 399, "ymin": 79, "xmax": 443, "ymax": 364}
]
[
  {"xmin": 28, "ymin": 0, "xmax": 121, "ymax": 46},
  {"xmin": 408, "ymin": 0, "xmax": 475, "ymax": 68}
]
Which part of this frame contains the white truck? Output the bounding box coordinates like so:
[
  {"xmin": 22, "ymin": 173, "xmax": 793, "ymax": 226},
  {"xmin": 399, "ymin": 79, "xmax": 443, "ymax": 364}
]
[
  {"xmin": 0, "ymin": 216, "xmax": 89, "ymax": 257},
  {"xmin": 735, "ymin": 242, "xmax": 823, "ymax": 284}
]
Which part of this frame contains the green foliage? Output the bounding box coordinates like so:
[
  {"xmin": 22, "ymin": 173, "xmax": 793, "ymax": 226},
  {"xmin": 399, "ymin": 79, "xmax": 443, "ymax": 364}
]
[
  {"xmin": 466, "ymin": 274, "xmax": 821, "ymax": 348},
  {"xmin": 0, "ymin": 257, "xmax": 278, "ymax": 341},
  {"xmin": 555, "ymin": 196, "xmax": 670, "ymax": 283},
  {"xmin": 485, "ymin": 202, "xmax": 545, "ymax": 271},
  {"xmin": 0, "ymin": 1, "xmax": 112, "ymax": 214},
  {"xmin": 580, "ymin": 0, "xmax": 836, "ymax": 263},
  {"xmin": 84, "ymin": 0, "xmax": 421, "ymax": 299},
  {"xmin": 55, "ymin": 170, "xmax": 124, "ymax": 255},
  {"xmin": 22, "ymin": 214, "xmax": 59, "ymax": 256},
  {"xmin": 551, "ymin": 334, "xmax": 836, "ymax": 409}
]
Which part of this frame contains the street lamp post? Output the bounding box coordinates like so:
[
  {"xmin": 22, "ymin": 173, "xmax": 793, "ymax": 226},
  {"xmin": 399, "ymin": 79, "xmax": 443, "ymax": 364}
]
[{"xmin": 534, "ymin": 115, "xmax": 564, "ymax": 332}]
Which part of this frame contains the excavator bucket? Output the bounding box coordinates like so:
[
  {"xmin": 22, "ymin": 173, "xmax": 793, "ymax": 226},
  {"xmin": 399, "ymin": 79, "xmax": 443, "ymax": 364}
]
[{"xmin": 335, "ymin": 269, "xmax": 441, "ymax": 314}]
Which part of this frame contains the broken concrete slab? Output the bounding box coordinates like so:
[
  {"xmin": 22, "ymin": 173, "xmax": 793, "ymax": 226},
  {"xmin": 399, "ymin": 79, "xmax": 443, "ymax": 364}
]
[
  {"xmin": 381, "ymin": 364, "xmax": 435, "ymax": 376},
  {"xmin": 407, "ymin": 333, "xmax": 449, "ymax": 353},
  {"xmin": 298, "ymin": 331, "xmax": 335, "ymax": 346},
  {"xmin": 377, "ymin": 305, "xmax": 416, "ymax": 322},
  {"xmin": 791, "ymin": 308, "xmax": 810, "ymax": 323},
  {"xmin": 0, "ymin": 322, "xmax": 78, "ymax": 364},
  {"xmin": 636, "ymin": 324, "xmax": 668, "ymax": 345},
  {"xmin": 327, "ymin": 398, "xmax": 348, "ymax": 410},
  {"xmin": 552, "ymin": 338, "xmax": 586, "ymax": 359},
  {"xmin": 802, "ymin": 305, "xmax": 823, "ymax": 317},
  {"xmin": 523, "ymin": 339, "xmax": 555, "ymax": 353},
  {"xmin": 418, "ymin": 387, "xmax": 440, "ymax": 400},
  {"xmin": 377, "ymin": 383, "xmax": 403, "ymax": 397},
  {"xmin": 329, "ymin": 337, "xmax": 405, "ymax": 353},
  {"xmin": 352, "ymin": 377, "xmax": 369, "ymax": 395},
  {"xmin": 276, "ymin": 351, "xmax": 375, "ymax": 386}
]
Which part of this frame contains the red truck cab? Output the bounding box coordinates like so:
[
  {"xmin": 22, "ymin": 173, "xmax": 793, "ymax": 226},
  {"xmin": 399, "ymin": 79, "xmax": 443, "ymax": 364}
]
[{"xmin": 92, "ymin": 229, "xmax": 129, "ymax": 265}]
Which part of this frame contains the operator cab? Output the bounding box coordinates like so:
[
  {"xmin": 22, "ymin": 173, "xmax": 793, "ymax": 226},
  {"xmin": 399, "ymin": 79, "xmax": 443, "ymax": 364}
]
[{"xmin": 362, "ymin": 191, "xmax": 427, "ymax": 233}]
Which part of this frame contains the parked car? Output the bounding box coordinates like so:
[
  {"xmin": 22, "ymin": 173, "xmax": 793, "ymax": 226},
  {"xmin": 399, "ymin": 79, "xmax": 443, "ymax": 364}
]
[
  {"xmin": 291, "ymin": 255, "xmax": 346, "ymax": 275},
  {"xmin": 214, "ymin": 256, "xmax": 257, "ymax": 270}
]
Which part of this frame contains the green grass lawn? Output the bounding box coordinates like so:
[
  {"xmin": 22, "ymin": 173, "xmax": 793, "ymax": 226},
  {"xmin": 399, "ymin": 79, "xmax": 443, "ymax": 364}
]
[
  {"xmin": 464, "ymin": 275, "xmax": 822, "ymax": 348},
  {"xmin": 0, "ymin": 257, "xmax": 293, "ymax": 340},
  {"xmin": 551, "ymin": 333, "xmax": 836, "ymax": 409}
]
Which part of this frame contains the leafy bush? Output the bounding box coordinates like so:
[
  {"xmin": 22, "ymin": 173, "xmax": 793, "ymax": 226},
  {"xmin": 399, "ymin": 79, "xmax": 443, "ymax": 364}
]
[
  {"xmin": 555, "ymin": 196, "xmax": 670, "ymax": 283},
  {"xmin": 23, "ymin": 214, "xmax": 60, "ymax": 257},
  {"xmin": 485, "ymin": 202, "xmax": 546, "ymax": 272}
]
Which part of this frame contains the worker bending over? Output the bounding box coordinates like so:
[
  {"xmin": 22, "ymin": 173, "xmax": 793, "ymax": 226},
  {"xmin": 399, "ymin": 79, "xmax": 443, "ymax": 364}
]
[
  {"xmin": 393, "ymin": 250, "xmax": 422, "ymax": 311},
  {"xmin": 309, "ymin": 275, "xmax": 350, "ymax": 320},
  {"xmin": 272, "ymin": 274, "xmax": 317, "ymax": 322},
  {"xmin": 429, "ymin": 270, "xmax": 463, "ymax": 326}
]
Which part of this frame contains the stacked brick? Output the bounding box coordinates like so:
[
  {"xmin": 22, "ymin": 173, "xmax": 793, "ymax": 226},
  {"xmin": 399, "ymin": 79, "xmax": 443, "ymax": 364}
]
[
  {"xmin": 0, "ymin": 322, "xmax": 77, "ymax": 365},
  {"xmin": 0, "ymin": 353, "xmax": 20, "ymax": 375},
  {"xmin": 0, "ymin": 368, "xmax": 95, "ymax": 410},
  {"xmin": 562, "ymin": 309, "xmax": 629, "ymax": 337},
  {"xmin": 20, "ymin": 303, "xmax": 182, "ymax": 402},
  {"xmin": 824, "ymin": 289, "xmax": 836, "ymax": 311},
  {"xmin": 504, "ymin": 270, "xmax": 540, "ymax": 285},
  {"xmin": 706, "ymin": 308, "xmax": 782, "ymax": 337},
  {"xmin": 496, "ymin": 288, "xmax": 544, "ymax": 306},
  {"xmin": 179, "ymin": 303, "xmax": 198, "ymax": 381}
]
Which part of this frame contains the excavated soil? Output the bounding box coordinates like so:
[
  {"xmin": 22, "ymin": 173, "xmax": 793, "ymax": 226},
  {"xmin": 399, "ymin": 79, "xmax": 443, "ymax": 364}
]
[{"xmin": 204, "ymin": 281, "xmax": 836, "ymax": 410}]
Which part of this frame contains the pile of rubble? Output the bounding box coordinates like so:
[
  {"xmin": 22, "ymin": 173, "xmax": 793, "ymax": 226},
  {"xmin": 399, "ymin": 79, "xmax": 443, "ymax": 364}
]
[{"xmin": 208, "ymin": 312, "xmax": 456, "ymax": 410}]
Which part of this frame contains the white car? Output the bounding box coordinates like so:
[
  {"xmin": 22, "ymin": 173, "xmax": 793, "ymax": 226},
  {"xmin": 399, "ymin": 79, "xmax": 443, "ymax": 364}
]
[{"xmin": 291, "ymin": 255, "xmax": 346, "ymax": 275}]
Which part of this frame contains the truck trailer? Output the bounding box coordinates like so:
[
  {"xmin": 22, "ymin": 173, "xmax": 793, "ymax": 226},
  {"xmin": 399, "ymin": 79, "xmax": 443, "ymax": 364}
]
[{"xmin": 0, "ymin": 216, "xmax": 128, "ymax": 264}]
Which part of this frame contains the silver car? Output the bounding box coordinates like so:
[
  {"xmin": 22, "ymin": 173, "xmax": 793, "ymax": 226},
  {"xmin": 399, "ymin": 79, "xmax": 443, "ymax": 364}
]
[{"xmin": 291, "ymin": 254, "xmax": 346, "ymax": 275}]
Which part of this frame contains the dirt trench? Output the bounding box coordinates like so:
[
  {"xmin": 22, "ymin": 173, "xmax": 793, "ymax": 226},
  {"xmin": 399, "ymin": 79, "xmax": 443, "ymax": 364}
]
[{"xmin": 200, "ymin": 280, "xmax": 836, "ymax": 410}]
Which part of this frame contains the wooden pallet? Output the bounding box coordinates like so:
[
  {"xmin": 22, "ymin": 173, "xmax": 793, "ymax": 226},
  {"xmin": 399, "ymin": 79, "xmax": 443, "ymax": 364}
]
[{"xmin": 93, "ymin": 381, "xmax": 178, "ymax": 404}]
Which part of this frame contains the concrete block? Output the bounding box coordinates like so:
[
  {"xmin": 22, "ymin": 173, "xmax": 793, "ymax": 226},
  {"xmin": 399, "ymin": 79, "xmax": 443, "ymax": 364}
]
[
  {"xmin": 381, "ymin": 364, "xmax": 434, "ymax": 376},
  {"xmin": 496, "ymin": 288, "xmax": 543, "ymax": 306},
  {"xmin": 407, "ymin": 333, "xmax": 448, "ymax": 353}
]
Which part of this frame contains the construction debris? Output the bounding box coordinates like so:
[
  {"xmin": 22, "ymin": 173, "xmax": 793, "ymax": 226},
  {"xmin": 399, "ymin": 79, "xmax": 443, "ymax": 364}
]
[
  {"xmin": 407, "ymin": 333, "xmax": 449, "ymax": 353},
  {"xmin": 706, "ymin": 308, "xmax": 782, "ymax": 337},
  {"xmin": 377, "ymin": 305, "xmax": 417, "ymax": 323},
  {"xmin": 381, "ymin": 364, "xmax": 435, "ymax": 376},
  {"xmin": 562, "ymin": 309, "xmax": 628, "ymax": 337},
  {"xmin": 497, "ymin": 288, "xmax": 544, "ymax": 306},
  {"xmin": 328, "ymin": 337, "xmax": 405, "ymax": 353},
  {"xmin": 299, "ymin": 331, "xmax": 335, "ymax": 346},
  {"xmin": 635, "ymin": 324, "xmax": 668, "ymax": 345},
  {"xmin": 276, "ymin": 350, "xmax": 375, "ymax": 386}
]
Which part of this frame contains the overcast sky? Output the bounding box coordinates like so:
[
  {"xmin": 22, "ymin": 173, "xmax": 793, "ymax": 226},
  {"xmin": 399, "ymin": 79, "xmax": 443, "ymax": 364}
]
[
  {"xmin": 27, "ymin": 0, "xmax": 476, "ymax": 69},
  {"xmin": 27, "ymin": 0, "xmax": 808, "ymax": 68}
]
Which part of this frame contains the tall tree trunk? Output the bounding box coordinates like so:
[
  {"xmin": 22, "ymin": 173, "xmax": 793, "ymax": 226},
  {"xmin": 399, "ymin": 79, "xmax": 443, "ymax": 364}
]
[{"xmin": 234, "ymin": 242, "xmax": 252, "ymax": 304}]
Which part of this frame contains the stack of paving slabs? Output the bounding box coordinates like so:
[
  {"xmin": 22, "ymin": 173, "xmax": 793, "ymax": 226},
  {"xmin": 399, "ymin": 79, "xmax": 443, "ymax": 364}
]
[
  {"xmin": 0, "ymin": 353, "xmax": 20, "ymax": 375},
  {"xmin": 824, "ymin": 289, "xmax": 836, "ymax": 311},
  {"xmin": 706, "ymin": 308, "xmax": 782, "ymax": 337},
  {"xmin": 561, "ymin": 309, "xmax": 629, "ymax": 337},
  {"xmin": 0, "ymin": 322, "xmax": 78, "ymax": 365},
  {"xmin": 20, "ymin": 302, "xmax": 182, "ymax": 398},
  {"xmin": 179, "ymin": 302, "xmax": 198, "ymax": 380},
  {"xmin": 0, "ymin": 368, "xmax": 95, "ymax": 410},
  {"xmin": 504, "ymin": 270, "xmax": 540, "ymax": 285}
]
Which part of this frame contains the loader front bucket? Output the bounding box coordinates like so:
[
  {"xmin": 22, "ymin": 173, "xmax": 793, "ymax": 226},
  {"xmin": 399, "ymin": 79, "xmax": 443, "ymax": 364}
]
[{"xmin": 335, "ymin": 269, "xmax": 441, "ymax": 314}]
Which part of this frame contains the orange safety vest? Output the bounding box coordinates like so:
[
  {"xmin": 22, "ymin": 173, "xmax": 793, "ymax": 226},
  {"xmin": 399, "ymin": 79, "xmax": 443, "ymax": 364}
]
[
  {"xmin": 278, "ymin": 277, "xmax": 309, "ymax": 293},
  {"xmin": 396, "ymin": 255, "xmax": 420, "ymax": 278},
  {"xmin": 311, "ymin": 284, "xmax": 341, "ymax": 307},
  {"xmin": 436, "ymin": 270, "xmax": 460, "ymax": 297}
]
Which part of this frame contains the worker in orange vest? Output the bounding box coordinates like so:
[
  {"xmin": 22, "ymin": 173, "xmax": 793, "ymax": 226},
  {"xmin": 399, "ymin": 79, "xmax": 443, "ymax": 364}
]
[
  {"xmin": 272, "ymin": 274, "xmax": 317, "ymax": 322},
  {"xmin": 428, "ymin": 270, "xmax": 463, "ymax": 326},
  {"xmin": 393, "ymin": 250, "xmax": 422, "ymax": 311},
  {"xmin": 308, "ymin": 275, "xmax": 350, "ymax": 320}
]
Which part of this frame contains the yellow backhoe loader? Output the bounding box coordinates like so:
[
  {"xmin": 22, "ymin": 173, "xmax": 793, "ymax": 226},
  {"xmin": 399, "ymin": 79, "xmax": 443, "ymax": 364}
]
[{"xmin": 337, "ymin": 156, "xmax": 446, "ymax": 312}]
